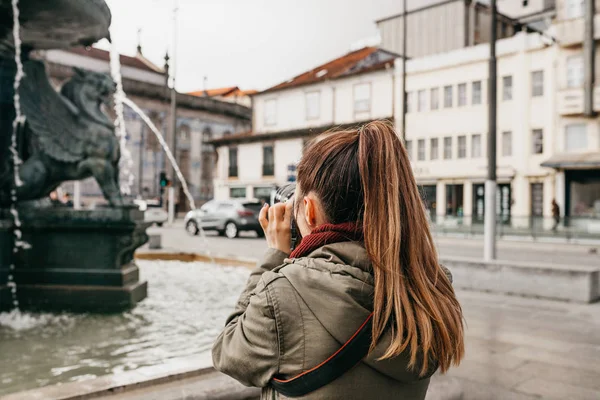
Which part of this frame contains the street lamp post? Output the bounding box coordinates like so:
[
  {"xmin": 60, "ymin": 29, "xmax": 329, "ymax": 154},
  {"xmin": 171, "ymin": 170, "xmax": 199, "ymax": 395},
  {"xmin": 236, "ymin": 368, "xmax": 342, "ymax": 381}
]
[
  {"xmin": 167, "ymin": 0, "xmax": 179, "ymax": 224},
  {"xmin": 484, "ymin": 0, "xmax": 497, "ymax": 261}
]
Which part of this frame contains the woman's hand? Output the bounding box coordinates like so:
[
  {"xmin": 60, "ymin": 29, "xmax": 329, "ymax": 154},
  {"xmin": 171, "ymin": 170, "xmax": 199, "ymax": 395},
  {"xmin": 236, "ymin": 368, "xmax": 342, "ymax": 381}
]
[{"xmin": 259, "ymin": 201, "xmax": 293, "ymax": 255}]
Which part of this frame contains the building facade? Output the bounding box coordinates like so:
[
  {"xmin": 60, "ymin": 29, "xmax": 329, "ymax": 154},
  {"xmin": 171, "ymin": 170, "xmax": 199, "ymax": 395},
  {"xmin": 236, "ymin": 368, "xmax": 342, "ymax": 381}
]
[
  {"xmin": 42, "ymin": 47, "xmax": 251, "ymax": 209},
  {"xmin": 541, "ymin": 0, "xmax": 600, "ymax": 225},
  {"xmin": 396, "ymin": 32, "xmax": 558, "ymax": 226},
  {"xmin": 377, "ymin": 0, "xmax": 518, "ymax": 59},
  {"xmin": 210, "ymin": 47, "xmax": 397, "ymax": 202}
]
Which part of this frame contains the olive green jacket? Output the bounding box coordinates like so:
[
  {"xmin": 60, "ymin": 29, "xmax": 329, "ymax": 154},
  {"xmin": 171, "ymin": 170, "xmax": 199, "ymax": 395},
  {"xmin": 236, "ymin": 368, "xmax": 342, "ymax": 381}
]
[{"xmin": 213, "ymin": 242, "xmax": 450, "ymax": 399}]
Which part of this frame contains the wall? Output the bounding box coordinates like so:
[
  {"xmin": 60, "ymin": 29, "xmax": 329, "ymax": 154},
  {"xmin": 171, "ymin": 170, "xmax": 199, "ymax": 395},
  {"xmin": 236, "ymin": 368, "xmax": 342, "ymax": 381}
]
[
  {"xmin": 252, "ymin": 70, "xmax": 394, "ymax": 134},
  {"xmin": 213, "ymin": 139, "xmax": 303, "ymax": 201},
  {"xmin": 377, "ymin": 1, "xmax": 466, "ymax": 58},
  {"xmin": 396, "ymin": 32, "xmax": 558, "ymax": 218}
]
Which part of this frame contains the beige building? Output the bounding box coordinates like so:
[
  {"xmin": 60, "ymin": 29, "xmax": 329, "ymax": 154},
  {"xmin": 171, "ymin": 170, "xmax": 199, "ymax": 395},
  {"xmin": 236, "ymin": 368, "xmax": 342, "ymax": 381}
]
[
  {"xmin": 210, "ymin": 47, "xmax": 397, "ymax": 202},
  {"xmin": 397, "ymin": 31, "xmax": 558, "ymax": 226}
]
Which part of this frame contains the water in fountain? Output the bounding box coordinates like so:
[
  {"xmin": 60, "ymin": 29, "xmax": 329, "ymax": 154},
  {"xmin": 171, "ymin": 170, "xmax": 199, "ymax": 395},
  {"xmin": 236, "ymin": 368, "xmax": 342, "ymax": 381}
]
[
  {"xmin": 109, "ymin": 34, "xmax": 134, "ymax": 196},
  {"xmin": 6, "ymin": 0, "xmax": 31, "ymax": 310},
  {"xmin": 121, "ymin": 97, "xmax": 196, "ymax": 210}
]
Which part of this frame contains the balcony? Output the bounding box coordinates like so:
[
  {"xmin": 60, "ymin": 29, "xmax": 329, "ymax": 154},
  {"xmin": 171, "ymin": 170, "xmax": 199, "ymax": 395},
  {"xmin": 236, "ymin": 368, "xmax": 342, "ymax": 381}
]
[
  {"xmin": 557, "ymin": 86, "xmax": 600, "ymax": 116},
  {"xmin": 262, "ymin": 164, "xmax": 274, "ymax": 177},
  {"xmin": 554, "ymin": 14, "xmax": 600, "ymax": 47}
]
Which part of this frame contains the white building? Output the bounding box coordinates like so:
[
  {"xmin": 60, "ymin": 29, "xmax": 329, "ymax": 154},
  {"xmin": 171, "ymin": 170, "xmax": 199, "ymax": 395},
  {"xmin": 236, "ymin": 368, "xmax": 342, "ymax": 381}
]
[
  {"xmin": 396, "ymin": 31, "xmax": 558, "ymax": 225},
  {"xmin": 210, "ymin": 47, "xmax": 398, "ymax": 202},
  {"xmin": 541, "ymin": 0, "xmax": 600, "ymax": 223}
]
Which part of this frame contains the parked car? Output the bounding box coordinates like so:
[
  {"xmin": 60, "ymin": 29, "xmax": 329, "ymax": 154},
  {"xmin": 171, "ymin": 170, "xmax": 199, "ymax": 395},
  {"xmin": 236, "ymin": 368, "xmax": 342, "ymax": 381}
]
[
  {"xmin": 184, "ymin": 199, "xmax": 264, "ymax": 238},
  {"xmin": 135, "ymin": 199, "xmax": 168, "ymax": 227}
]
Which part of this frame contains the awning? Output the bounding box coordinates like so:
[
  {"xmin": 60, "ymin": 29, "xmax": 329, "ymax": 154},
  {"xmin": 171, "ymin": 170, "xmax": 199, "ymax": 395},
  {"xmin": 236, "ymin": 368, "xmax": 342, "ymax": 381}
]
[{"xmin": 541, "ymin": 152, "xmax": 600, "ymax": 169}]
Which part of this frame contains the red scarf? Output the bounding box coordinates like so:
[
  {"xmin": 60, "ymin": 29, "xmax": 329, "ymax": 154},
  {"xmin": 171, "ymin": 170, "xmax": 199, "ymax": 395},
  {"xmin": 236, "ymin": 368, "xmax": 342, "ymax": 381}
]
[{"xmin": 290, "ymin": 222, "xmax": 363, "ymax": 258}]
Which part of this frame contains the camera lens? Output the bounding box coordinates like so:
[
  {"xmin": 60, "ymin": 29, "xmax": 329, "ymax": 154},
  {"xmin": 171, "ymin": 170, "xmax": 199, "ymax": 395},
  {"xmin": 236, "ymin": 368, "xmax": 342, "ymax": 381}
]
[{"xmin": 271, "ymin": 183, "xmax": 296, "ymax": 205}]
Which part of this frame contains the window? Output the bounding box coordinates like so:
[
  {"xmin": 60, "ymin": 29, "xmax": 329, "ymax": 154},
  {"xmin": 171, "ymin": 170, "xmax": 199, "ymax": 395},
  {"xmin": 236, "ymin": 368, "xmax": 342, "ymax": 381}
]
[
  {"xmin": 406, "ymin": 91, "xmax": 414, "ymax": 113},
  {"xmin": 458, "ymin": 83, "xmax": 467, "ymax": 107},
  {"xmin": 567, "ymin": 55, "xmax": 584, "ymax": 88},
  {"xmin": 305, "ymin": 91, "xmax": 320, "ymax": 119},
  {"xmin": 457, "ymin": 135, "xmax": 467, "ymax": 158},
  {"xmin": 417, "ymin": 139, "xmax": 426, "ymax": 161},
  {"xmin": 472, "ymin": 81, "xmax": 482, "ymax": 105},
  {"xmin": 228, "ymin": 147, "xmax": 238, "ymax": 177},
  {"xmin": 530, "ymin": 183, "xmax": 544, "ymax": 217},
  {"xmin": 262, "ymin": 145, "xmax": 274, "ymax": 176},
  {"xmin": 430, "ymin": 88, "xmax": 439, "ymax": 110},
  {"xmin": 502, "ymin": 131, "xmax": 512, "ymax": 157},
  {"xmin": 444, "ymin": 86, "xmax": 453, "ymax": 108},
  {"xmin": 354, "ymin": 83, "xmax": 371, "ymax": 113},
  {"xmin": 531, "ymin": 71, "xmax": 544, "ymax": 97},
  {"xmin": 264, "ymin": 99, "xmax": 277, "ymax": 126},
  {"xmin": 443, "ymin": 137, "xmax": 452, "ymax": 159},
  {"xmin": 405, "ymin": 140, "xmax": 413, "ymax": 159},
  {"xmin": 418, "ymin": 90, "xmax": 427, "ymax": 112},
  {"xmin": 471, "ymin": 134, "xmax": 482, "ymax": 158},
  {"xmin": 532, "ymin": 129, "xmax": 544, "ymax": 154},
  {"xmin": 229, "ymin": 187, "xmax": 246, "ymax": 198},
  {"xmin": 565, "ymin": 124, "xmax": 587, "ymax": 152},
  {"xmin": 502, "ymin": 76, "xmax": 513, "ymax": 101},
  {"xmin": 430, "ymin": 138, "xmax": 439, "ymax": 160},
  {"xmin": 565, "ymin": 0, "xmax": 584, "ymax": 19}
]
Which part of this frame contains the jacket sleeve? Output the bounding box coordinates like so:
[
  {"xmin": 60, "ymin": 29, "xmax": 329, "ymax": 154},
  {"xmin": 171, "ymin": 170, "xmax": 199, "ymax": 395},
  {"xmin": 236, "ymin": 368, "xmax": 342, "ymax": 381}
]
[{"xmin": 212, "ymin": 248, "xmax": 288, "ymax": 387}]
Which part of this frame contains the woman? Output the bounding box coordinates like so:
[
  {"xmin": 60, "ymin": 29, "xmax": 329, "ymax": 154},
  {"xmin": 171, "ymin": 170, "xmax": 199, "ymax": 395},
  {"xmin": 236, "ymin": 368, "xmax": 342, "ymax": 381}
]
[{"xmin": 213, "ymin": 121, "xmax": 464, "ymax": 399}]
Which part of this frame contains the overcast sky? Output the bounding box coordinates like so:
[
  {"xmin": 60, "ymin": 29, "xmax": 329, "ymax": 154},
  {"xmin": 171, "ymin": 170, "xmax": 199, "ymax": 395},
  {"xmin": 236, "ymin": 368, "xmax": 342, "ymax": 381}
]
[{"xmin": 97, "ymin": 0, "xmax": 436, "ymax": 93}]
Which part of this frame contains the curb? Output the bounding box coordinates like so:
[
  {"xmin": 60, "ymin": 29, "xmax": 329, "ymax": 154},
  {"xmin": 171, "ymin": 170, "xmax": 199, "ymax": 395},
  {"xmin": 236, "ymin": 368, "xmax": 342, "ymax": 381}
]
[{"xmin": 135, "ymin": 251, "xmax": 257, "ymax": 268}]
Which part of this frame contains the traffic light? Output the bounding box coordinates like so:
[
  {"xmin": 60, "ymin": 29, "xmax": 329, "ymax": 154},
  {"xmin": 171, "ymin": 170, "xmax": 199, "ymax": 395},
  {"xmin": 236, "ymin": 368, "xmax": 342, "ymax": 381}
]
[{"xmin": 159, "ymin": 171, "xmax": 168, "ymax": 188}]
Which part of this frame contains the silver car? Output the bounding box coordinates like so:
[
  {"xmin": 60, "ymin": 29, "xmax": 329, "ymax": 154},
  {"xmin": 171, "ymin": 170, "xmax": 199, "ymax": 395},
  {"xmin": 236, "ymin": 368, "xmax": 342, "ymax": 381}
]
[{"xmin": 184, "ymin": 199, "xmax": 264, "ymax": 238}]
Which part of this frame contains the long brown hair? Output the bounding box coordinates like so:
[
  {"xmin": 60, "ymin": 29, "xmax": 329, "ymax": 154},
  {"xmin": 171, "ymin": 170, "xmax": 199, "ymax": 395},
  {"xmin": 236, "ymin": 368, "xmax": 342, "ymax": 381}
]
[{"xmin": 297, "ymin": 120, "xmax": 464, "ymax": 375}]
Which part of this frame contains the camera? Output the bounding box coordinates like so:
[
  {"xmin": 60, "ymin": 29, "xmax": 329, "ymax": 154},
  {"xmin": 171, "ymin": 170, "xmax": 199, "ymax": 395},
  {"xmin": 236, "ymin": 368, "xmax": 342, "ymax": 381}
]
[{"xmin": 271, "ymin": 184, "xmax": 300, "ymax": 251}]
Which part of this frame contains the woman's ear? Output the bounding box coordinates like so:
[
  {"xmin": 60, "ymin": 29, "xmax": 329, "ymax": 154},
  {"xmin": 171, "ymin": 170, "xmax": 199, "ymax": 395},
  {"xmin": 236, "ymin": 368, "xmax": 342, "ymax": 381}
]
[{"xmin": 303, "ymin": 196, "xmax": 317, "ymax": 228}]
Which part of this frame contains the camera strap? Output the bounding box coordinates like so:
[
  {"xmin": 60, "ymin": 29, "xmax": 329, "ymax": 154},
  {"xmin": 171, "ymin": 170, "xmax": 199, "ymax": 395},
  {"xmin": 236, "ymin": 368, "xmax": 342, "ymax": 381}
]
[{"xmin": 270, "ymin": 313, "xmax": 373, "ymax": 398}]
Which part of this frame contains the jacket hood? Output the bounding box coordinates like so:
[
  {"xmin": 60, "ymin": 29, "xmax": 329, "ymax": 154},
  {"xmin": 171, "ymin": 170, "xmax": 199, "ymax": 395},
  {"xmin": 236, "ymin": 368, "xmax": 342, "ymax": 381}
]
[{"xmin": 277, "ymin": 242, "xmax": 436, "ymax": 384}]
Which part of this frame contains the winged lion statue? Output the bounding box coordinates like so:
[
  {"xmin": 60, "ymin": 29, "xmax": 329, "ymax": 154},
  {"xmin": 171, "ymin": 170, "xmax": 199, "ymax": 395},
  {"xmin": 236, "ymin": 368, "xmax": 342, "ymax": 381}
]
[{"xmin": 3, "ymin": 60, "xmax": 124, "ymax": 206}]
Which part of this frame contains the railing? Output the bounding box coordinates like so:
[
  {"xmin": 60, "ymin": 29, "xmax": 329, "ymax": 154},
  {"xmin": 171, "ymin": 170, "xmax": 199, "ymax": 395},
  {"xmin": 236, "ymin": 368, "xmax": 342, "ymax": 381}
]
[
  {"xmin": 228, "ymin": 166, "xmax": 238, "ymax": 178},
  {"xmin": 429, "ymin": 215, "xmax": 600, "ymax": 241},
  {"xmin": 262, "ymin": 164, "xmax": 274, "ymax": 176}
]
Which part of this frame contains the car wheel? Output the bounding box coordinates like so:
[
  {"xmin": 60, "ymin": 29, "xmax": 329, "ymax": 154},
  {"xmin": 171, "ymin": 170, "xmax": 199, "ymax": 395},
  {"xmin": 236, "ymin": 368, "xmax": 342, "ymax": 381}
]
[
  {"xmin": 186, "ymin": 220, "xmax": 199, "ymax": 236},
  {"xmin": 225, "ymin": 222, "xmax": 239, "ymax": 239},
  {"xmin": 255, "ymin": 229, "xmax": 265, "ymax": 238}
]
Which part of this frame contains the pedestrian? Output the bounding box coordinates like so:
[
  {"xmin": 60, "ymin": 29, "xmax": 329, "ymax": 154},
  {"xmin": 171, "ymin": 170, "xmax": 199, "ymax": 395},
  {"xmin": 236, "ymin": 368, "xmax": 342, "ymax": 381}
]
[
  {"xmin": 551, "ymin": 199, "xmax": 560, "ymax": 232},
  {"xmin": 212, "ymin": 121, "xmax": 464, "ymax": 399},
  {"xmin": 62, "ymin": 192, "xmax": 73, "ymax": 207}
]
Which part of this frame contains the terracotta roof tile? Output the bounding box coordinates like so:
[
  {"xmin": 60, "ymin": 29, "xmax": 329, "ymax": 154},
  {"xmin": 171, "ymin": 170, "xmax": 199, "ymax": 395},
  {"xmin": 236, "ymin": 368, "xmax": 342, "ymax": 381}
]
[
  {"xmin": 68, "ymin": 47, "xmax": 164, "ymax": 74},
  {"xmin": 188, "ymin": 87, "xmax": 257, "ymax": 98},
  {"xmin": 262, "ymin": 47, "xmax": 399, "ymax": 94}
]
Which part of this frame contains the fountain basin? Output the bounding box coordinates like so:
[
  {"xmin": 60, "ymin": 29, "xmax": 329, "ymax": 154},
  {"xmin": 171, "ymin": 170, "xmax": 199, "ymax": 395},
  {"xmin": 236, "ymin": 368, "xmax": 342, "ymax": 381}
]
[
  {"xmin": 0, "ymin": 260, "xmax": 250, "ymax": 396},
  {"xmin": 0, "ymin": 206, "xmax": 149, "ymax": 312}
]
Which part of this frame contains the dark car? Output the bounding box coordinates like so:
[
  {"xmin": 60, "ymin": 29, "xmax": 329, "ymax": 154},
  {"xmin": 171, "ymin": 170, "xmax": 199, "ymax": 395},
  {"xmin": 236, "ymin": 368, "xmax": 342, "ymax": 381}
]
[{"xmin": 184, "ymin": 199, "xmax": 264, "ymax": 238}]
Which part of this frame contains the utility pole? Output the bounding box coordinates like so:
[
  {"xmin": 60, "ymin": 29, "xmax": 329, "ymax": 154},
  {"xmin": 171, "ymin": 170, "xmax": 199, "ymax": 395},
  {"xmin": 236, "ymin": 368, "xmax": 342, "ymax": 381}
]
[
  {"xmin": 168, "ymin": 0, "xmax": 179, "ymax": 224},
  {"xmin": 584, "ymin": 0, "xmax": 595, "ymax": 117},
  {"xmin": 401, "ymin": 0, "xmax": 408, "ymax": 141},
  {"xmin": 484, "ymin": 0, "xmax": 497, "ymax": 261}
]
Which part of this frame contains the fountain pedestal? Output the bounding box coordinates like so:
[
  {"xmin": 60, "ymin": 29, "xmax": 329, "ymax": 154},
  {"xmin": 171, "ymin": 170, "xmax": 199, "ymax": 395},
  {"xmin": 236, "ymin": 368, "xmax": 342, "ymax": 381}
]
[{"xmin": 0, "ymin": 206, "xmax": 149, "ymax": 312}]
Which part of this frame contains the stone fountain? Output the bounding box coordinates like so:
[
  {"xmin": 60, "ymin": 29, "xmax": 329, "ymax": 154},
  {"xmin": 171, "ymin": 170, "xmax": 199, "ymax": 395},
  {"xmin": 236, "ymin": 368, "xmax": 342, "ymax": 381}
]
[{"xmin": 0, "ymin": 0, "xmax": 148, "ymax": 312}]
